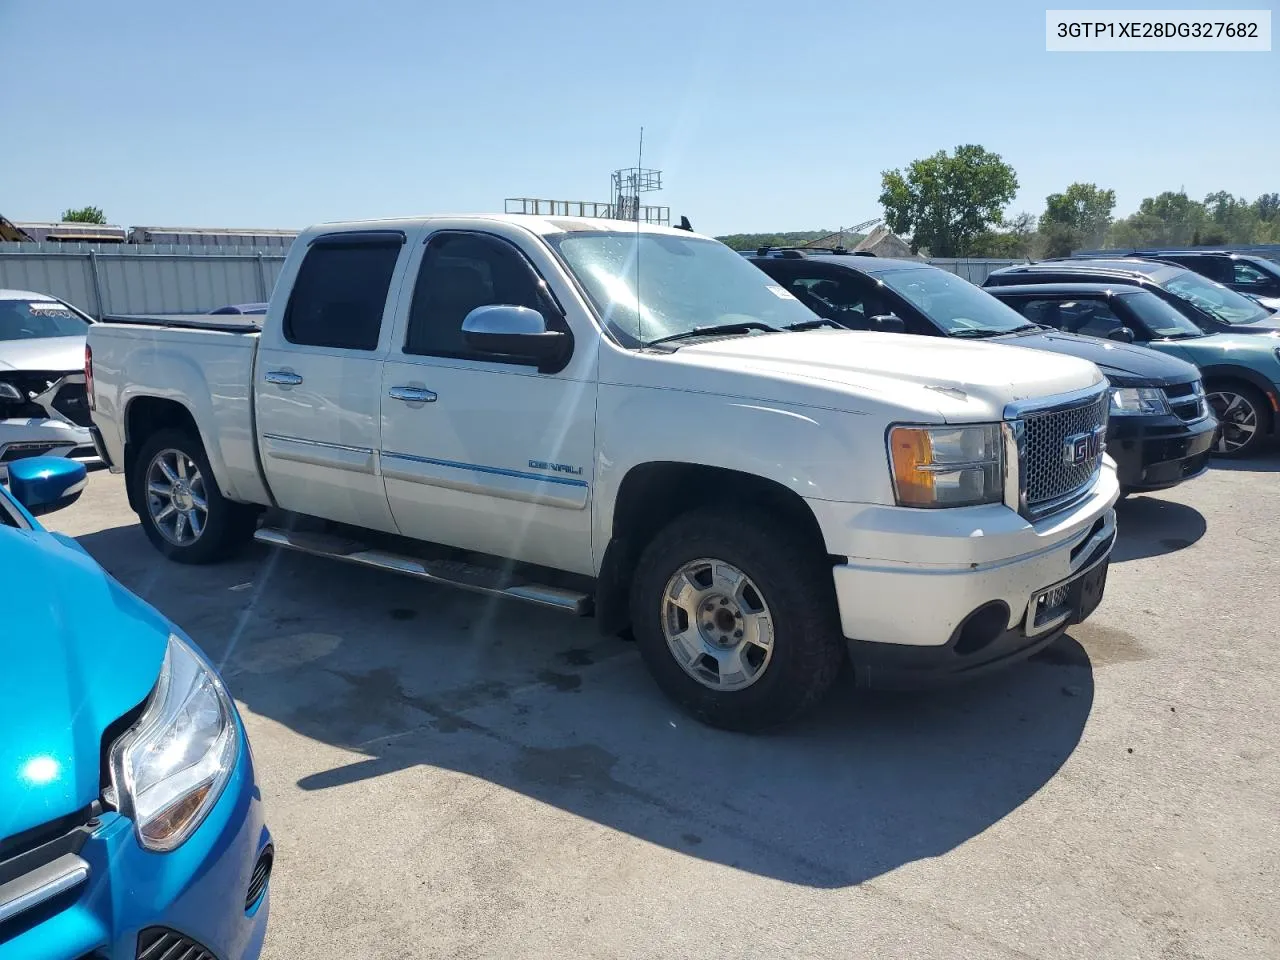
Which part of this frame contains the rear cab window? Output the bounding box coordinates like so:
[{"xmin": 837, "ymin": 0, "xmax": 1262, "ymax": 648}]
[{"xmin": 284, "ymin": 233, "xmax": 405, "ymax": 350}]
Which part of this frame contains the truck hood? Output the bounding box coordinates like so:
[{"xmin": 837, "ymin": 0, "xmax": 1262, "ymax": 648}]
[
  {"xmin": 0, "ymin": 336, "xmax": 86, "ymax": 373},
  {"xmin": 989, "ymin": 329, "xmax": 1200, "ymax": 387},
  {"xmin": 668, "ymin": 330, "xmax": 1103, "ymax": 421},
  {"xmin": 0, "ymin": 525, "xmax": 168, "ymax": 842}
]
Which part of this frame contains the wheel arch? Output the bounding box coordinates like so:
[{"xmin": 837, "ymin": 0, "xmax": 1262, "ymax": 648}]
[
  {"xmin": 123, "ymin": 397, "xmax": 217, "ymax": 511},
  {"xmin": 594, "ymin": 461, "xmax": 834, "ymax": 635}
]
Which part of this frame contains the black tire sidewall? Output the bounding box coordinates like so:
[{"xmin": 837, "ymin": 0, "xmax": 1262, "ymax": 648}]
[
  {"xmin": 131, "ymin": 429, "xmax": 250, "ymax": 563},
  {"xmin": 629, "ymin": 510, "xmax": 843, "ymax": 730}
]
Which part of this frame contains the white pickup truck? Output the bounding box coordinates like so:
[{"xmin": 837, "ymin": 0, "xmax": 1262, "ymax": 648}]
[{"xmin": 86, "ymin": 215, "xmax": 1119, "ymax": 729}]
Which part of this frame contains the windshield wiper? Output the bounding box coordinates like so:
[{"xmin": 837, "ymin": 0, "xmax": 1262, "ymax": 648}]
[
  {"xmin": 948, "ymin": 327, "xmax": 1007, "ymax": 338},
  {"xmin": 645, "ymin": 321, "xmax": 779, "ymax": 348},
  {"xmin": 782, "ymin": 318, "xmax": 844, "ymax": 332}
]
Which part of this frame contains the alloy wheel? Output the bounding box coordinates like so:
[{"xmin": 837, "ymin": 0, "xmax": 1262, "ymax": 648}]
[
  {"xmin": 1206, "ymin": 390, "xmax": 1259, "ymax": 454},
  {"xmin": 661, "ymin": 558, "xmax": 775, "ymax": 691},
  {"xmin": 146, "ymin": 448, "xmax": 208, "ymax": 546}
]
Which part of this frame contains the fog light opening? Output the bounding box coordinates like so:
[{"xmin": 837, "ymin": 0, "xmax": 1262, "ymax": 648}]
[
  {"xmin": 953, "ymin": 602, "xmax": 1009, "ymax": 655},
  {"xmin": 245, "ymin": 844, "xmax": 274, "ymax": 912}
]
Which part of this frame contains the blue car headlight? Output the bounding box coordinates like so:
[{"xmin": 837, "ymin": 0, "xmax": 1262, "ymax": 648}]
[
  {"xmin": 1109, "ymin": 386, "xmax": 1169, "ymax": 416},
  {"xmin": 107, "ymin": 635, "xmax": 239, "ymax": 852}
]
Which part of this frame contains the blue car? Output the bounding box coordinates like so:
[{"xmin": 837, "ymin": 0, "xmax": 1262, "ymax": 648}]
[{"xmin": 0, "ymin": 458, "xmax": 271, "ymax": 959}]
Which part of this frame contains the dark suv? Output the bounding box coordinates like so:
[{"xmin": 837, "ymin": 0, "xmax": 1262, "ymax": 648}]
[
  {"xmin": 1120, "ymin": 251, "xmax": 1280, "ymax": 308},
  {"xmin": 750, "ymin": 251, "xmax": 1218, "ymax": 493},
  {"xmin": 983, "ymin": 259, "xmax": 1280, "ymax": 336}
]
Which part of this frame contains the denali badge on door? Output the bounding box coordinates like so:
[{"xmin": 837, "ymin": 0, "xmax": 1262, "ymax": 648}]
[{"xmin": 1063, "ymin": 426, "xmax": 1106, "ymax": 467}]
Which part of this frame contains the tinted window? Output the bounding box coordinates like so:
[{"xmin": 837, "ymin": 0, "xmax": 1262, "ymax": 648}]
[
  {"xmin": 879, "ymin": 267, "xmax": 1030, "ymax": 336},
  {"xmin": 1058, "ymin": 299, "xmax": 1125, "ymax": 337},
  {"xmin": 777, "ymin": 272, "xmax": 886, "ymax": 329},
  {"xmin": 1160, "ymin": 270, "xmax": 1269, "ymax": 325},
  {"xmin": 0, "ymin": 299, "xmax": 89, "ymax": 341},
  {"xmin": 1233, "ymin": 261, "xmax": 1273, "ymax": 287},
  {"xmin": 405, "ymin": 232, "xmax": 559, "ymax": 359},
  {"xmin": 284, "ymin": 239, "xmax": 402, "ymax": 349},
  {"xmin": 1117, "ymin": 292, "xmax": 1204, "ymax": 339}
]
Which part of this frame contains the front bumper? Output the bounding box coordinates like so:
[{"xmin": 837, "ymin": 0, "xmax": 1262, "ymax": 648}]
[
  {"xmin": 808, "ymin": 462, "xmax": 1119, "ymax": 682},
  {"xmin": 1107, "ymin": 412, "xmax": 1217, "ymax": 493},
  {"xmin": 0, "ymin": 418, "xmax": 96, "ymax": 479},
  {"xmin": 0, "ymin": 730, "xmax": 271, "ymax": 960}
]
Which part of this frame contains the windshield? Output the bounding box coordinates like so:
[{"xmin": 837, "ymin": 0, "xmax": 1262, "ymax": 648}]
[
  {"xmin": 546, "ymin": 231, "xmax": 816, "ymax": 346},
  {"xmin": 1118, "ymin": 291, "xmax": 1204, "ymax": 339},
  {"xmin": 1160, "ymin": 270, "xmax": 1270, "ymax": 325},
  {"xmin": 0, "ymin": 299, "xmax": 90, "ymax": 341},
  {"xmin": 879, "ymin": 267, "xmax": 1032, "ymax": 336}
]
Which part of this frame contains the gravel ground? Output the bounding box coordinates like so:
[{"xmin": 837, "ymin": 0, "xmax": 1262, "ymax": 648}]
[{"xmin": 45, "ymin": 459, "xmax": 1280, "ymax": 960}]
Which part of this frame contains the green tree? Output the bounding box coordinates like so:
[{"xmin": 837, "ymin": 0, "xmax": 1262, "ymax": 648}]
[
  {"xmin": 1106, "ymin": 191, "xmax": 1208, "ymax": 248},
  {"xmin": 1203, "ymin": 191, "xmax": 1259, "ymax": 243},
  {"xmin": 966, "ymin": 211, "xmax": 1036, "ymax": 258},
  {"xmin": 62, "ymin": 206, "xmax": 107, "ymax": 224},
  {"xmin": 1039, "ymin": 182, "xmax": 1116, "ymax": 251},
  {"xmin": 879, "ymin": 145, "xmax": 1018, "ymax": 257},
  {"xmin": 1254, "ymin": 193, "xmax": 1279, "ymax": 224}
]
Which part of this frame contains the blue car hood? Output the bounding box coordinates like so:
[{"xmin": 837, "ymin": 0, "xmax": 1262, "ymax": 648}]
[{"xmin": 0, "ymin": 525, "xmax": 169, "ymax": 842}]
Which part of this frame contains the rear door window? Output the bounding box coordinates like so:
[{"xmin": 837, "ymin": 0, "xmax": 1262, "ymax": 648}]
[{"xmin": 284, "ymin": 235, "xmax": 404, "ymax": 350}]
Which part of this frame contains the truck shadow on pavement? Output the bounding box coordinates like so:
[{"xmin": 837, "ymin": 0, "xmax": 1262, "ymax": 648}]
[
  {"xmin": 77, "ymin": 522, "xmax": 1097, "ymax": 890},
  {"xmin": 1111, "ymin": 496, "xmax": 1206, "ymax": 562}
]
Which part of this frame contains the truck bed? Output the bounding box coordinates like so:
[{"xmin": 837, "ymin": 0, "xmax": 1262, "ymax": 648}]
[{"xmin": 87, "ymin": 318, "xmax": 271, "ymax": 507}]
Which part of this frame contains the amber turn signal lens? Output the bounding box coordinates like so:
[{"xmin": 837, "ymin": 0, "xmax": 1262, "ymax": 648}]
[{"xmin": 889, "ymin": 426, "xmax": 936, "ymax": 507}]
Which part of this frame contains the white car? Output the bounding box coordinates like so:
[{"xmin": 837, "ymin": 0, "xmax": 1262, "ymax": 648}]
[
  {"xmin": 0, "ymin": 290, "xmax": 97, "ymax": 478},
  {"xmin": 87, "ymin": 215, "xmax": 1119, "ymax": 730}
]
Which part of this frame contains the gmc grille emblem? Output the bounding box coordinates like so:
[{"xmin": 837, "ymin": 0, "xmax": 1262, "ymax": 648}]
[{"xmin": 1063, "ymin": 426, "xmax": 1106, "ymax": 467}]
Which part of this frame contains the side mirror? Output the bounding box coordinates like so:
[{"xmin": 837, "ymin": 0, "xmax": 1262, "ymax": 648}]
[
  {"xmin": 6, "ymin": 457, "xmax": 88, "ymax": 516},
  {"xmin": 868, "ymin": 314, "xmax": 906, "ymax": 334},
  {"xmin": 462, "ymin": 305, "xmax": 571, "ymax": 373},
  {"xmin": 1107, "ymin": 326, "xmax": 1136, "ymax": 343}
]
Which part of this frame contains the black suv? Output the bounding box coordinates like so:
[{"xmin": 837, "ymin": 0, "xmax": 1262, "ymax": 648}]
[
  {"xmin": 983, "ymin": 259, "xmax": 1280, "ymax": 336},
  {"xmin": 750, "ymin": 251, "xmax": 1217, "ymax": 494},
  {"xmin": 1116, "ymin": 250, "xmax": 1280, "ymax": 304}
]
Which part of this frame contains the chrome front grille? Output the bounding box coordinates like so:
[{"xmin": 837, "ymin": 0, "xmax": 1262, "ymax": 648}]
[
  {"xmin": 1015, "ymin": 389, "xmax": 1109, "ymax": 517},
  {"xmin": 1163, "ymin": 380, "xmax": 1208, "ymax": 423}
]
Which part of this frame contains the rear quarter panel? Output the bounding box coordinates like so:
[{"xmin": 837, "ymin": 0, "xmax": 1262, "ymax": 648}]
[{"xmin": 88, "ymin": 324, "xmax": 270, "ymax": 505}]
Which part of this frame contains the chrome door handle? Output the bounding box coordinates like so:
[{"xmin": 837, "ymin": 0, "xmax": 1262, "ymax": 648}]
[
  {"xmin": 388, "ymin": 386, "xmax": 437, "ymax": 403},
  {"xmin": 264, "ymin": 371, "xmax": 303, "ymax": 386}
]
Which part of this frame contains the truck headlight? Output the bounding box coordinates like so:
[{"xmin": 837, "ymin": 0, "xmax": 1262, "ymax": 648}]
[
  {"xmin": 888, "ymin": 423, "xmax": 1003, "ymax": 508},
  {"xmin": 108, "ymin": 634, "xmax": 238, "ymax": 852},
  {"xmin": 1109, "ymin": 386, "xmax": 1168, "ymax": 416}
]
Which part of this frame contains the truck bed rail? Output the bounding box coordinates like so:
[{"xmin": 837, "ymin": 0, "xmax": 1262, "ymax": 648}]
[{"xmin": 101, "ymin": 314, "xmax": 261, "ymax": 334}]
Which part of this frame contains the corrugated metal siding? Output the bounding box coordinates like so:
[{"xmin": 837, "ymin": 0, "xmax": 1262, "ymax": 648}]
[
  {"xmin": 928, "ymin": 258, "xmax": 1029, "ymax": 284},
  {"xmin": 0, "ymin": 243, "xmax": 286, "ymax": 317}
]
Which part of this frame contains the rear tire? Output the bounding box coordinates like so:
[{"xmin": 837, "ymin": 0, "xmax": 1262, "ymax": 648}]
[
  {"xmin": 629, "ymin": 507, "xmax": 845, "ymax": 731},
  {"xmin": 131, "ymin": 429, "xmax": 258, "ymax": 564},
  {"xmin": 1206, "ymin": 382, "xmax": 1269, "ymax": 458}
]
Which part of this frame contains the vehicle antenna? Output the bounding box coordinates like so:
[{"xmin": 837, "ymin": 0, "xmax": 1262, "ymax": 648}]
[{"xmin": 636, "ymin": 126, "xmax": 644, "ymax": 346}]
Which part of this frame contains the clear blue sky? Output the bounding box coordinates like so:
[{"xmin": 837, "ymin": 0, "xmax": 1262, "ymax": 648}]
[{"xmin": 1, "ymin": 0, "xmax": 1275, "ymax": 236}]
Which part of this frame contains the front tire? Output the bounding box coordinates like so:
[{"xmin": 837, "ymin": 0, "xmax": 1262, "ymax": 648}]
[
  {"xmin": 131, "ymin": 429, "xmax": 258, "ymax": 564},
  {"xmin": 1206, "ymin": 383, "xmax": 1269, "ymax": 458},
  {"xmin": 629, "ymin": 507, "xmax": 845, "ymax": 731}
]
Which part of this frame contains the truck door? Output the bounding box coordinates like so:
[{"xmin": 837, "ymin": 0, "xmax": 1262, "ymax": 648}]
[
  {"xmin": 254, "ymin": 230, "xmax": 413, "ymax": 531},
  {"xmin": 378, "ymin": 228, "xmax": 598, "ymax": 575}
]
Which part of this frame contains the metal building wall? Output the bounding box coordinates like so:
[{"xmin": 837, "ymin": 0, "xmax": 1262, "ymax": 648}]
[
  {"xmin": 0, "ymin": 242, "xmax": 287, "ymax": 318},
  {"xmin": 927, "ymin": 258, "xmax": 1029, "ymax": 283}
]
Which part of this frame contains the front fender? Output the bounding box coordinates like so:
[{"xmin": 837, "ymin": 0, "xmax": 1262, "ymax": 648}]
[{"xmin": 592, "ymin": 384, "xmax": 893, "ymax": 567}]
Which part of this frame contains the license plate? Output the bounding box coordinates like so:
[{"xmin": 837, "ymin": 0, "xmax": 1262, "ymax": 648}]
[{"xmin": 1070, "ymin": 561, "xmax": 1109, "ymax": 623}]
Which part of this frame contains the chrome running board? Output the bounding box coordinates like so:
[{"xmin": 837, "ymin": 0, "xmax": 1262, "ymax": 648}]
[{"xmin": 254, "ymin": 527, "xmax": 591, "ymax": 615}]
